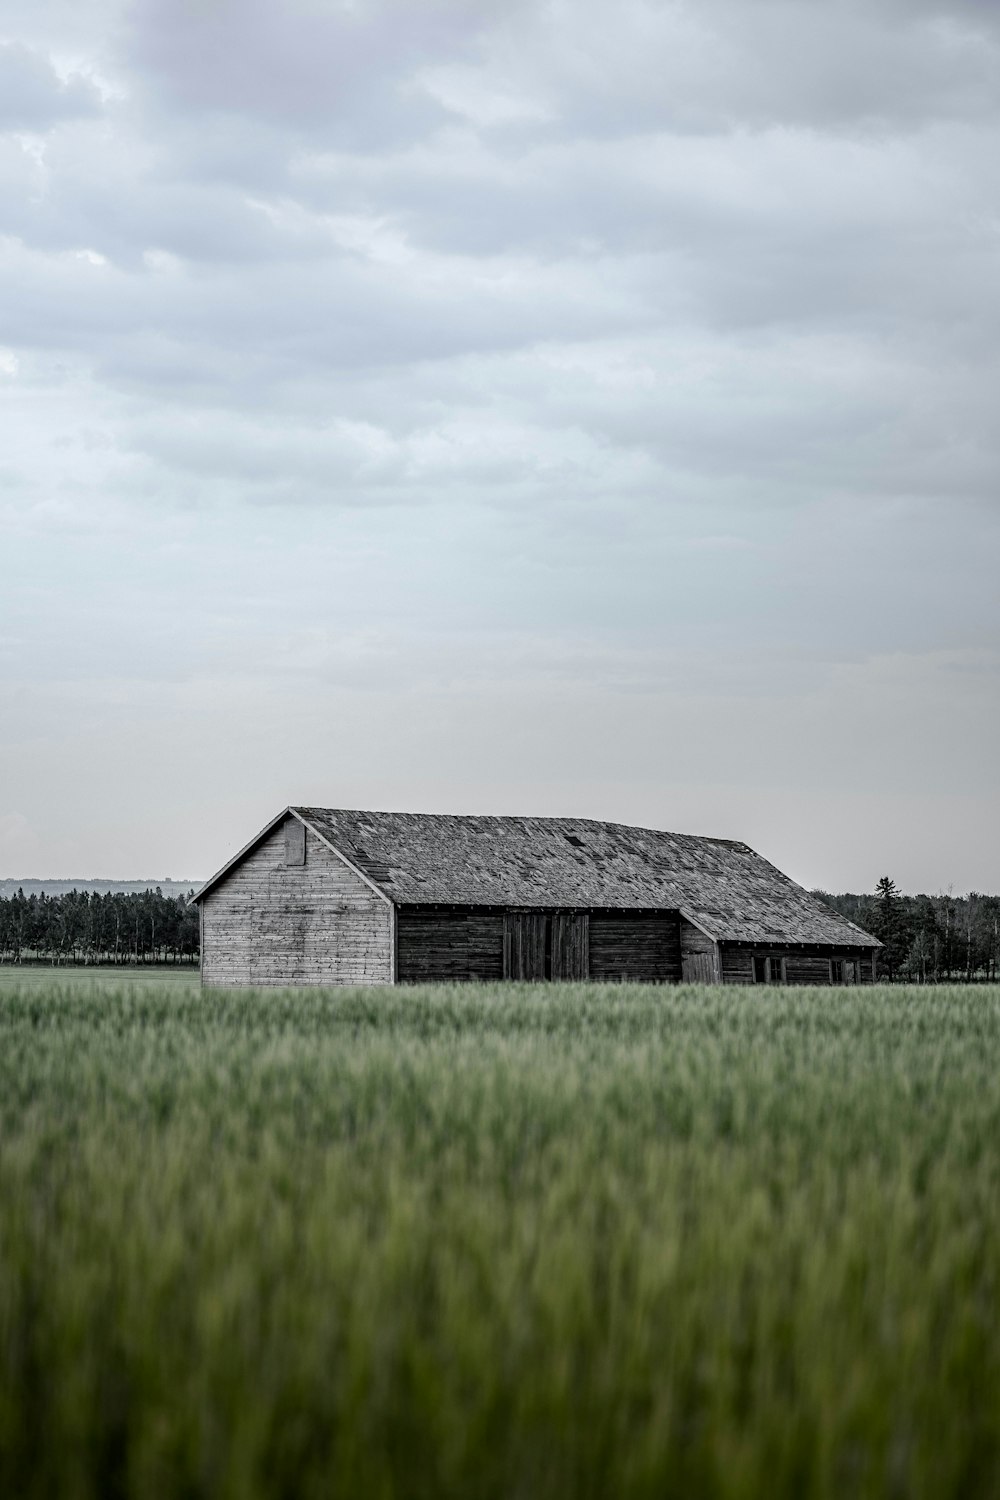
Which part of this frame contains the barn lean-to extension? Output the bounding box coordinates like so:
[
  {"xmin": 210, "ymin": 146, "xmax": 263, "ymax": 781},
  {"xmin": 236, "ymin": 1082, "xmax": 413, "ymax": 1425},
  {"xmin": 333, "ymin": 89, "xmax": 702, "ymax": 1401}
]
[{"xmin": 192, "ymin": 807, "xmax": 880, "ymax": 987}]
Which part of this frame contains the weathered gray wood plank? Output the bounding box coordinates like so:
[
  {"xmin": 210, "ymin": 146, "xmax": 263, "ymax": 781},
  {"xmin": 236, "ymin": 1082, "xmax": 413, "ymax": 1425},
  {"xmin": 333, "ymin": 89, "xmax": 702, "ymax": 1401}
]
[{"xmin": 202, "ymin": 819, "xmax": 391, "ymax": 988}]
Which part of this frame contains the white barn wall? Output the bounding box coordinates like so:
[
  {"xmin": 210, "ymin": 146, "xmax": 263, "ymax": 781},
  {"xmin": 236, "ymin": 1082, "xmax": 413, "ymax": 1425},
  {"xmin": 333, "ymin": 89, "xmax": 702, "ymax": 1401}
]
[{"xmin": 201, "ymin": 820, "xmax": 392, "ymax": 987}]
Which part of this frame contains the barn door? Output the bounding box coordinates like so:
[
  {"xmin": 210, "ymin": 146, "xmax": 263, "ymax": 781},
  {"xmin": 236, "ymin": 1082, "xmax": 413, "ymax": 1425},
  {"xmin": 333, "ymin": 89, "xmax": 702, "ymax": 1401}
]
[
  {"xmin": 503, "ymin": 913, "xmax": 589, "ymax": 980},
  {"xmin": 550, "ymin": 913, "xmax": 589, "ymax": 980},
  {"xmin": 504, "ymin": 913, "xmax": 547, "ymax": 979},
  {"xmin": 683, "ymin": 951, "xmax": 716, "ymax": 984}
]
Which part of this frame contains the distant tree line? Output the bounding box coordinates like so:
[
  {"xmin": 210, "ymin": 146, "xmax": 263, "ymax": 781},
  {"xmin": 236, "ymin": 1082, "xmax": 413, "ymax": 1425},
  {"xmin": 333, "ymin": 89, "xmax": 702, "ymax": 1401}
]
[
  {"xmin": 1, "ymin": 879, "xmax": 996, "ymax": 978},
  {"xmin": 0, "ymin": 889, "xmax": 199, "ymax": 966},
  {"xmin": 814, "ymin": 879, "xmax": 1000, "ymax": 982}
]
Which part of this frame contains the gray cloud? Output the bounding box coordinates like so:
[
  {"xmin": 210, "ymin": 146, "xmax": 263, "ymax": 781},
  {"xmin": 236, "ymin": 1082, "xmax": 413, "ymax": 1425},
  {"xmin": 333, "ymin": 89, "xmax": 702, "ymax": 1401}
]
[
  {"xmin": 129, "ymin": 0, "xmax": 516, "ymax": 145},
  {"xmin": 0, "ymin": 0, "xmax": 997, "ymax": 887},
  {"xmin": 0, "ymin": 42, "xmax": 102, "ymax": 130}
]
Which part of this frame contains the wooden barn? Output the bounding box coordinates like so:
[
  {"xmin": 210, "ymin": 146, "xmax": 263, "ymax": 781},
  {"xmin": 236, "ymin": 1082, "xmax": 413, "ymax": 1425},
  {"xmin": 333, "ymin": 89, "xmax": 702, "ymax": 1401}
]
[{"xmin": 193, "ymin": 807, "xmax": 879, "ymax": 987}]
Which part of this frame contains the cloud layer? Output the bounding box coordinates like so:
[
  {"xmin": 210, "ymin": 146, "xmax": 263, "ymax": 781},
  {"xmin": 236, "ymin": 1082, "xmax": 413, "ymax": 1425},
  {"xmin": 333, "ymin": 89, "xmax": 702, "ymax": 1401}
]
[{"xmin": 1, "ymin": 0, "xmax": 998, "ymax": 887}]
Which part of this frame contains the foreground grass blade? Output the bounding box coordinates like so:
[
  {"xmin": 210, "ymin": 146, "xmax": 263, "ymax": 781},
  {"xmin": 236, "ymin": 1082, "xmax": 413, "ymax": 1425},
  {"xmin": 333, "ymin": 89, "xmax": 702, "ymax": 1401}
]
[{"xmin": 1, "ymin": 978, "xmax": 998, "ymax": 1499}]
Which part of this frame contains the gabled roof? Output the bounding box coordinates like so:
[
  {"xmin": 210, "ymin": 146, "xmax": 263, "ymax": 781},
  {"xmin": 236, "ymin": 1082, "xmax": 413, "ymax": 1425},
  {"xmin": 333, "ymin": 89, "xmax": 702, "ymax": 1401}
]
[{"xmin": 195, "ymin": 806, "xmax": 878, "ymax": 948}]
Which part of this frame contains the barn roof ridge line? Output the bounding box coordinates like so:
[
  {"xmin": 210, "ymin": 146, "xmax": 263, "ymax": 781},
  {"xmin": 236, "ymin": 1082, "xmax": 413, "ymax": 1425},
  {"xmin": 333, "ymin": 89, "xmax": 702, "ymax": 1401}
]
[
  {"xmin": 193, "ymin": 805, "xmax": 879, "ymax": 949},
  {"xmin": 291, "ymin": 804, "xmax": 752, "ymax": 845}
]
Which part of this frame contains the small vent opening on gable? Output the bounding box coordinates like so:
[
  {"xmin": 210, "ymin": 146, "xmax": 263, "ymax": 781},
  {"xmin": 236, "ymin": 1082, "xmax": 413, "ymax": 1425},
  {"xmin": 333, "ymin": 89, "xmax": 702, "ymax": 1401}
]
[
  {"xmin": 564, "ymin": 834, "xmax": 586, "ymax": 849},
  {"xmin": 285, "ymin": 819, "xmax": 306, "ymax": 867}
]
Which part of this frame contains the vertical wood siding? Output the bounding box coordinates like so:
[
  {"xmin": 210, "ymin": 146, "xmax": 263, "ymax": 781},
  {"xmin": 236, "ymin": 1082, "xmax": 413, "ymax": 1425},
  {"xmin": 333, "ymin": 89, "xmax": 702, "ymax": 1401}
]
[
  {"xmin": 504, "ymin": 912, "xmax": 548, "ymax": 980},
  {"xmin": 503, "ymin": 912, "xmax": 591, "ymax": 981},
  {"xmin": 680, "ymin": 919, "xmax": 719, "ymax": 983},
  {"xmin": 550, "ymin": 914, "xmax": 590, "ymax": 980},
  {"xmin": 201, "ymin": 821, "xmax": 392, "ymax": 987}
]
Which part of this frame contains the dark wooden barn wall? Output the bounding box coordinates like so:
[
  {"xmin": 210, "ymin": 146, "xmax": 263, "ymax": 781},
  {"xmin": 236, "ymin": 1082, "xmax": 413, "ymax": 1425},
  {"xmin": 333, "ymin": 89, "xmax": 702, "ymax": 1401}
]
[
  {"xmin": 397, "ymin": 907, "xmax": 680, "ymax": 983},
  {"xmin": 396, "ymin": 908, "xmax": 505, "ymax": 982},
  {"xmin": 720, "ymin": 944, "xmax": 876, "ymax": 985},
  {"xmin": 787, "ymin": 953, "xmax": 842, "ymax": 985},
  {"xmin": 551, "ymin": 913, "xmax": 590, "ymax": 980},
  {"xmin": 504, "ymin": 912, "xmax": 547, "ymax": 980},
  {"xmin": 587, "ymin": 912, "xmax": 680, "ymax": 983},
  {"xmin": 504, "ymin": 912, "xmax": 590, "ymax": 981},
  {"xmin": 720, "ymin": 946, "xmax": 754, "ymax": 983},
  {"xmin": 680, "ymin": 919, "xmax": 719, "ymax": 983}
]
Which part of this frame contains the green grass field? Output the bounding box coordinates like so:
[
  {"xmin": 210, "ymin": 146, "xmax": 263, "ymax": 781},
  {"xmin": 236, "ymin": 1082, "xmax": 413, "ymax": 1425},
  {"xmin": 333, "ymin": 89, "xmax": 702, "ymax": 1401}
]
[{"xmin": 1, "ymin": 976, "xmax": 998, "ymax": 1499}]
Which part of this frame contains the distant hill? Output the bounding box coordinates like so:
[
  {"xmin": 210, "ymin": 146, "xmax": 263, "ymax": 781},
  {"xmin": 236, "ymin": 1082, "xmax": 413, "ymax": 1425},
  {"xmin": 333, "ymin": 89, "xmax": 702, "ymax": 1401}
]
[{"xmin": 0, "ymin": 879, "xmax": 200, "ymax": 900}]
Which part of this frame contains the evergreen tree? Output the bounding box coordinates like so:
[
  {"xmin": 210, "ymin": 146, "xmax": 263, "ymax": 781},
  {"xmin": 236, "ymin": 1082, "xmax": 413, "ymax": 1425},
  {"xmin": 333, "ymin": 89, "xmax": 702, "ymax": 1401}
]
[{"xmin": 869, "ymin": 877, "xmax": 909, "ymax": 980}]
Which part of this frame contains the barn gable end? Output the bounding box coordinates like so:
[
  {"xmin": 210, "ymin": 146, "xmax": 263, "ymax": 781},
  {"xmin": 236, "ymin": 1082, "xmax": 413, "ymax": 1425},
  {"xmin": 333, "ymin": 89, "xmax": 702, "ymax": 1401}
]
[{"xmin": 201, "ymin": 815, "xmax": 392, "ymax": 988}]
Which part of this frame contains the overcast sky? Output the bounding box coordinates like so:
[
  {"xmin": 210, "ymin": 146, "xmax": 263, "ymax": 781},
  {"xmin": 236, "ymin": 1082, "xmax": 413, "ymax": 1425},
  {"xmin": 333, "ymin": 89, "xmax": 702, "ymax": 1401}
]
[{"xmin": 2, "ymin": 0, "xmax": 998, "ymax": 891}]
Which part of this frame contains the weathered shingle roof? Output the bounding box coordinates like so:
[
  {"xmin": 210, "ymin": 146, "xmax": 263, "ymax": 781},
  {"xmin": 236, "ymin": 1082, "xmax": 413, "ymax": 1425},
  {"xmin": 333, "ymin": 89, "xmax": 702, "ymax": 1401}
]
[{"xmin": 294, "ymin": 807, "xmax": 877, "ymax": 947}]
